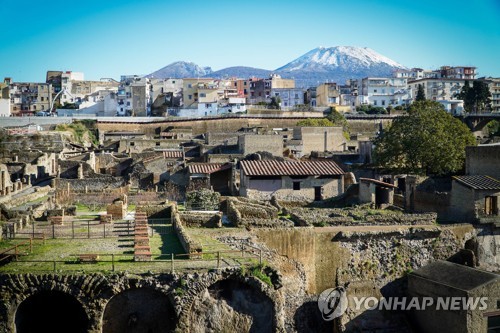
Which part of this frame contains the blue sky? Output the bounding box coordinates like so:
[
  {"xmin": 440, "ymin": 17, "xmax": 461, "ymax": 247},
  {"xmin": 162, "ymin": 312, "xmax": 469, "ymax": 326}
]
[{"xmin": 1, "ymin": 0, "xmax": 499, "ymax": 82}]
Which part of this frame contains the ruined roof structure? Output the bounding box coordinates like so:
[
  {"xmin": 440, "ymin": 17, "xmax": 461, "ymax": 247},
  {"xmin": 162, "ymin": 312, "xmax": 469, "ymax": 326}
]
[
  {"xmin": 411, "ymin": 260, "xmax": 499, "ymax": 291},
  {"xmin": 453, "ymin": 175, "xmax": 500, "ymax": 191},
  {"xmin": 240, "ymin": 160, "xmax": 344, "ymax": 176}
]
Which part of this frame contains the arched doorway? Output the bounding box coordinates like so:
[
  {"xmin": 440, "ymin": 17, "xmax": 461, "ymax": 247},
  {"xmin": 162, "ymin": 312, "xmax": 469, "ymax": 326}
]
[
  {"xmin": 15, "ymin": 290, "xmax": 89, "ymax": 333},
  {"xmin": 102, "ymin": 288, "xmax": 176, "ymax": 333}
]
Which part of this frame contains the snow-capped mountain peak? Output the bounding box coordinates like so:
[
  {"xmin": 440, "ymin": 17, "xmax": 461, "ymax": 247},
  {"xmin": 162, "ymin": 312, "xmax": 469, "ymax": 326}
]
[
  {"xmin": 277, "ymin": 46, "xmax": 406, "ymax": 72},
  {"xmin": 147, "ymin": 61, "xmax": 212, "ymax": 79}
]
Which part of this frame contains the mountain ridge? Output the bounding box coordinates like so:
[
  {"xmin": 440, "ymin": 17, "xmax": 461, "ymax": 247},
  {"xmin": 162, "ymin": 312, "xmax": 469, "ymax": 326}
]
[{"xmin": 147, "ymin": 46, "xmax": 407, "ymax": 87}]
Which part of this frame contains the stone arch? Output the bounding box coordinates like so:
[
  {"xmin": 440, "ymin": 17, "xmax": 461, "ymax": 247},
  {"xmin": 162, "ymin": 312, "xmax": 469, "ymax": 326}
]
[
  {"xmin": 182, "ymin": 275, "xmax": 278, "ymax": 333},
  {"xmin": 102, "ymin": 287, "xmax": 176, "ymax": 333},
  {"xmin": 14, "ymin": 290, "xmax": 89, "ymax": 333},
  {"xmin": 2, "ymin": 274, "xmax": 113, "ymax": 332}
]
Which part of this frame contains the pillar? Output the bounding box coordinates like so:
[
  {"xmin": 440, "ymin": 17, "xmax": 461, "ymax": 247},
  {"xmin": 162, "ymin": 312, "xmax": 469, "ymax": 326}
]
[{"xmin": 78, "ymin": 163, "xmax": 84, "ymax": 179}]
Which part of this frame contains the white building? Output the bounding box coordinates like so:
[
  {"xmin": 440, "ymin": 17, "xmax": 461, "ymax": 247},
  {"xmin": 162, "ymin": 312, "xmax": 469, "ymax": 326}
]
[
  {"xmin": 408, "ymin": 78, "xmax": 465, "ymax": 102},
  {"xmin": 360, "ymin": 77, "xmax": 411, "ymax": 107},
  {"xmin": 117, "ymin": 75, "xmax": 152, "ymax": 116},
  {"xmin": 0, "ymin": 98, "xmax": 11, "ymax": 117},
  {"xmin": 438, "ymin": 100, "xmax": 464, "ymax": 116},
  {"xmin": 57, "ymin": 90, "xmax": 118, "ymax": 117},
  {"xmin": 394, "ymin": 68, "xmax": 439, "ymax": 80},
  {"xmin": 150, "ymin": 78, "xmax": 183, "ymax": 108},
  {"xmin": 271, "ymin": 88, "xmax": 305, "ymax": 108}
]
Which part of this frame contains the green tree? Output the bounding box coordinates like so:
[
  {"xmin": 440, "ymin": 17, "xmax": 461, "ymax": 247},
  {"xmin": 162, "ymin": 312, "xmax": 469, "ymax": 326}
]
[
  {"xmin": 373, "ymin": 100, "xmax": 476, "ymax": 175},
  {"xmin": 296, "ymin": 118, "xmax": 334, "ymax": 127},
  {"xmin": 416, "ymin": 84, "xmax": 426, "ymax": 101},
  {"xmin": 356, "ymin": 105, "xmax": 387, "ymax": 114},
  {"xmin": 486, "ymin": 120, "xmax": 500, "ymax": 137},
  {"xmin": 456, "ymin": 80, "xmax": 491, "ymax": 113},
  {"xmin": 326, "ymin": 107, "xmax": 350, "ymax": 139},
  {"xmin": 269, "ymin": 96, "xmax": 281, "ymax": 109}
]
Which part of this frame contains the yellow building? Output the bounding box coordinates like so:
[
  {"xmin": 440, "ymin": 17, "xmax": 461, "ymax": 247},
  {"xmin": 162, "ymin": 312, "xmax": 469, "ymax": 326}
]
[
  {"xmin": 182, "ymin": 78, "xmax": 214, "ymax": 108},
  {"xmin": 316, "ymin": 83, "xmax": 340, "ymax": 107}
]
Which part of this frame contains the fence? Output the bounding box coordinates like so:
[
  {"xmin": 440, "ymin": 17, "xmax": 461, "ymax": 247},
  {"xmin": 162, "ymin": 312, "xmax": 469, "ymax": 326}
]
[
  {"xmin": 8, "ymin": 245, "xmax": 263, "ymax": 274},
  {"xmin": 0, "ymin": 236, "xmax": 46, "ymax": 263}
]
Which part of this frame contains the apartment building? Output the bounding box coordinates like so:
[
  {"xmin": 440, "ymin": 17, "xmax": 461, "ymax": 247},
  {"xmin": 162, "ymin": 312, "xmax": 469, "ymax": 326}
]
[
  {"xmin": 0, "ymin": 79, "xmax": 10, "ymax": 117},
  {"xmin": 394, "ymin": 68, "xmax": 440, "ymax": 80},
  {"xmin": 439, "ymin": 66, "xmax": 477, "ymax": 80},
  {"xmin": 316, "ymin": 83, "xmax": 340, "ymax": 107},
  {"xmin": 478, "ymin": 77, "xmax": 500, "ymax": 113},
  {"xmin": 408, "ymin": 78, "xmax": 466, "ymax": 115},
  {"xmin": 248, "ymin": 74, "xmax": 295, "ymax": 104},
  {"xmin": 182, "ymin": 78, "xmax": 214, "ymax": 108},
  {"xmin": 4, "ymin": 78, "xmax": 52, "ymax": 116},
  {"xmin": 150, "ymin": 78, "xmax": 183, "ymax": 115},
  {"xmin": 359, "ymin": 77, "xmax": 411, "ymax": 107},
  {"xmin": 394, "ymin": 66, "xmax": 477, "ymax": 81},
  {"xmin": 270, "ymin": 88, "xmax": 304, "ymax": 108},
  {"xmin": 408, "ymin": 78, "xmax": 465, "ymax": 102},
  {"xmin": 116, "ymin": 75, "xmax": 152, "ymax": 116}
]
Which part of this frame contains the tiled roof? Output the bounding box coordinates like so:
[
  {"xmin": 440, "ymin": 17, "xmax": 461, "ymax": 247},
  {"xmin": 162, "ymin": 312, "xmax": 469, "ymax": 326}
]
[
  {"xmin": 162, "ymin": 150, "xmax": 183, "ymax": 158},
  {"xmin": 240, "ymin": 160, "xmax": 344, "ymax": 176},
  {"xmin": 453, "ymin": 175, "xmax": 500, "ymax": 190},
  {"xmin": 188, "ymin": 163, "xmax": 231, "ymax": 174}
]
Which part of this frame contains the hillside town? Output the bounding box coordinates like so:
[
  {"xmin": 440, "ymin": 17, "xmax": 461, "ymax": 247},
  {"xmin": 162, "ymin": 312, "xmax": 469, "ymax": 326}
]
[
  {"xmin": 0, "ymin": 47, "xmax": 499, "ymax": 333},
  {"xmin": 1, "ymin": 48, "xmax": 500, "ymax": 118}
]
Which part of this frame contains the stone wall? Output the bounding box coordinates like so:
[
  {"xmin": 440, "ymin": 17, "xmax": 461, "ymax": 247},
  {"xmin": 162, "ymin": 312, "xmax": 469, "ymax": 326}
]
[
  {"xmin": 172, "ymin": 207, "xmax": 202, "ymax": 255},
  {"xmin": 56, "ymin": 177, "xmax": 126, "ymax": 193},
  {"xmin": 0, "ymin": 268, "xmax": 284, "ymax": 333},
  {"xmin": 106, "ymin": 201, "xmax": 126, "ymax": 220},
  {"xmin": 290, "ymin": 207, "xmax": 437, "ymax": 227},
  {"xmin": 226, "ymin": 197, "xmax": 280, "ymax": 227},
  {"xmin": 242, "ymin": 176, "xmax": 342, "ymax": 202},
  {"xmin": 136, "ymin": 203, "xmax": 172, "ymax": 218},
  {"xmin": 254, "ymin": 224, "xmax": 476, "ymax": 295},
  {"xmin": 466, "ymin": 145, "xmax": 500, "ymax": 179},
  {"xmin": 238, "ymin": 134, "xmax": 283, "ymax": 157},
  {"xmin": 179, "ymin": 211, "xmax": 222, "ymax": 228}
]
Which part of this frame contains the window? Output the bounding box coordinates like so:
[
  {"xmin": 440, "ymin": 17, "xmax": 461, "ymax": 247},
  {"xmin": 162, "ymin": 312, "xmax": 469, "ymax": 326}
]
[
  {"xmin": 130, "ymin": 142, "xmax": 135, "ymax": 146},
  {"xmin": 485, "ymin": 196, "xmax": 498, "ymax": 216},
  {"xmin": 374, "ymin": 100, "xmax": 377, "ymax": 105},
  {"xmin": 244, "ymin": 89, "xmax": 247, "ymax": 94},
  {"xmin": 374, "ymin": 89, "xmax": 377, "ymax": 93},
  {"xmin": 187, "ymin": 84, "xmax": 192, "ymax": 88},
  {"xmin": 382, "ymin": 100, "xmax": 385, "ymax": 106},
  {"xmin": 244, "ymin": 82, "xmax": 247, "ymax": 86},
  {"xmin": 188, "ymin": 95, "xmax": 192, "ymax": 100},
  {"xmin": 295, "ymin": 94, "xmax": 299, "ymax": 98},
  {"xmin": 172, "ymin": 80, "xmax": 175, "ymax": 84},
  {"xmin": 155, "ymin": 142, "xmax": 160, "ymax": 146},
  {"xmin": 234, "ymin": 82, "xmax": 237, "ymax": 87},
  {"xmin": 127, "ymin": 102, "xmax": 130, "ymax": 106},
  {"xmin": 206, "ymin": 103, "xmax": 211, "ymax": 108},
  {"xmin": 293, "ymin": 182, "xmax": 300, "ymax": 190},
  {"xmin": 200, "ymin": 93, "xmax": 206, "ymax": 98}
]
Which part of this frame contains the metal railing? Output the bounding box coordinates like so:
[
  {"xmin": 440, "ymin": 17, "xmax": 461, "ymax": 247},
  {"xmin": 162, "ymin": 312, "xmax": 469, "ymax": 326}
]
[
  {"xmin": 0, "ymin": 236, "xmax": 46, "ymax": 263},
  {"xmin": 7, "ymin": 246, "xmax": 263, "ymax": 274}
]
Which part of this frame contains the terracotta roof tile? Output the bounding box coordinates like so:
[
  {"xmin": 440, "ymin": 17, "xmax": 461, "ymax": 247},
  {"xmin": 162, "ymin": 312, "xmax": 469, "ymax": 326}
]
[
  {"xmin": 240, "ymin": 160, "xmax": 344, "ymax": 176},
  {"xmin": 188, "ymin": 163, "xmax": 231, "ymax": 174}
]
